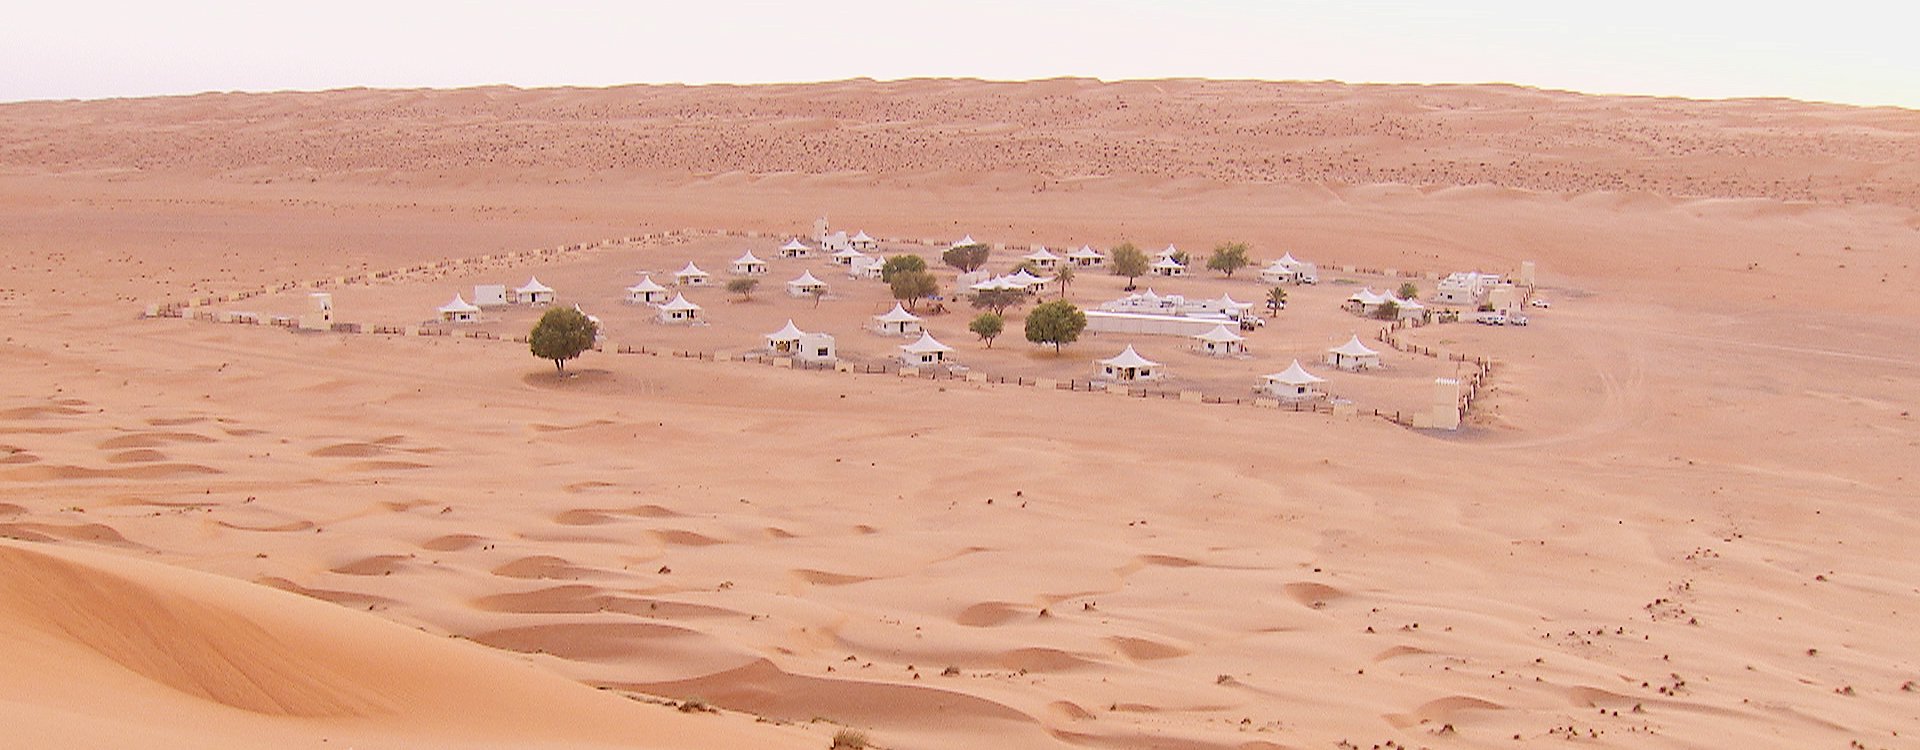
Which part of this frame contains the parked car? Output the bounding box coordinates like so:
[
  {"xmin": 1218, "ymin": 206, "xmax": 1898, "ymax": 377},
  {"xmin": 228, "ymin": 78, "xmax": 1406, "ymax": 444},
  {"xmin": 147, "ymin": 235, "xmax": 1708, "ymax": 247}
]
[
  {"xmin": 1529, "ymin": 298, "xmax": 1551, "ymax": 308},
  {"xmin": 1508, "ymin": 314, "xmax": 1528, "ymax": 326},
  {"xmin": 1477, "ymin": 312, "xmax": 1507, "ymax": 326}
]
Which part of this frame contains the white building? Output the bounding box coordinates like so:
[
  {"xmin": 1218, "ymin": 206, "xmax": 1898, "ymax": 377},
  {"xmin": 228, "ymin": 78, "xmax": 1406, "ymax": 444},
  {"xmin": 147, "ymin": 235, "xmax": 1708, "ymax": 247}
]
[
  {"xmin": 1022, "ymin": 246, "xmax": 1062, "ymax": 271},
  {"xmin": 1193, "ymin": 324, "xmax": 1247, "ymax": 356},
  {"xmin": 898, "ymin": 332, "xmax": 954, "ymax": 366},
  {"xmin": 438, "ymin": 294, "xmax": 480, "ymax": 324},
  {"xmin": 300, "ymin": 292, "xmax": 333, "ymax": 331},
  {"xmin": 1262, "ymin": 360, "xmax": 1327, "ymax": 400},
  {"xmin": 1149, "ymin": 256, "xmax": 1187, "ymax": 277},
  {"xmin": 819, "ymin": 232, "xmax": 850, "ymax": 253},
  {"xmin": 1067, "ymin": 244, "xmax": 1106, "ymax": 268},
  {"xmin": 850, "ymin": 230, "xmax": 878, "ymax": 251},
  {"xmin": 674, "ymin": 262, "xmax": 711, "ymax": 287},
  {"xmin": 512, "ymin": 277, "xmax": 556, "ymax": 305},
  {"xmin": 951, "ymin": 234, "xmax": 979, "ymax": 248},
  {"xmin": 626, "ymin": 276, "xmax": 670, "ymax": 305},
  {"xmin": 1326, "ymin": 335, "xmax": 1382, "ymax": 371},
  {"xmin": 657, "ymin": 294, "xmax": 703, "ymax": 325},
  {"xmin": 1258, "ymin": 252, "xmax": 1318, "ymax": 284},
  {"xmin": 779, "ymin": 239, "xmax": 814, "ymax": 258},
  {"xmin": 1095, "ymin": 345, "xmax": 1165, "ymax": 382},
  {"xmin": 1434, "ymin": 272, "xmax": 1503, "ymax": 306},
  {"xmin": 472, "ymin": 284, "xmax": 508, "ymax": 307},
  {"xmin": 787, "ymin": 270, "xmax": 829, "ymax": 298},
  {"xmin": 849, "ymin": 255, "xmax": 885, "ymax": 279},
  {"xmin": 870, "ymin": 303, "xmax": 924, "ymax": 336},
  {"xmin": 1085, "ymin": 310, "xmax": 1237, "ymax": 336},
  {"xmin": 731, "ymin": 251, "xmax": 769, "ymax": 276}
]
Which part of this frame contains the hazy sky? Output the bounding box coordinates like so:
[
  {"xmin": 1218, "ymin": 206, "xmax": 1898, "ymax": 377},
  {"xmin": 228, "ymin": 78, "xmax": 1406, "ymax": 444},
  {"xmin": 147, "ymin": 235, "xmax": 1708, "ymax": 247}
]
[{"xmin": 3, "ymin": 1, "xmax": 1915, "ymax": 108}]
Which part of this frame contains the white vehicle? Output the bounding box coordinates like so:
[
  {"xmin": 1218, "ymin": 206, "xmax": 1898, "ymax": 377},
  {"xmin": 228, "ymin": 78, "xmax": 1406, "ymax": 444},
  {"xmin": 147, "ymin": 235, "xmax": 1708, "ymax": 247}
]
[
  {"xmin": 1508, "ymin": 314, "xmax": 1528, "ymax": 326},
  {"xmin": 1477, "ymin": 311, "xmax": 1507, "ymax": 326},
  {"xmin": 1529, "ymin": 298, "xmax": 1551, "ymax": 309}
]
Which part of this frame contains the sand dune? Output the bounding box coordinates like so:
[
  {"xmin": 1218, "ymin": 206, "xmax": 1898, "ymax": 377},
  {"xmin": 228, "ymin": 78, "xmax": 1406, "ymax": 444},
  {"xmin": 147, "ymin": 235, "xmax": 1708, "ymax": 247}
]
[{"xmin": 0, "ymin": 79, "xmax": 1915, "ymax": 750}]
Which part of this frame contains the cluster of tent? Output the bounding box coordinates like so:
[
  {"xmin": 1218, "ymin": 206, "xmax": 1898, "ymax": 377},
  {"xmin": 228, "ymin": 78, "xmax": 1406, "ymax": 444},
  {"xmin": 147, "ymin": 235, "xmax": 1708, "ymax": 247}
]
[
  {"xmin": 438, "ymin": 277, "xmax": 554, "ymax": 323},
  {"xmin": 1344, "ymin": 288, "xmax": 1426, "ymax": 320}
]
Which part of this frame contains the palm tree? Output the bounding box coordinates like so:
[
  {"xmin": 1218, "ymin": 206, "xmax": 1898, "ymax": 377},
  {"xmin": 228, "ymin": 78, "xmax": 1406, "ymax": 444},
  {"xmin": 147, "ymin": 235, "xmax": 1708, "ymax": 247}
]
[
  {"xmin": 1054, "ymin": 266, "xmax": 1075, "ymax": 299},
  {"xmin": 1267, "ymin": 286, "xmax": 1288, "ymax": 313}
]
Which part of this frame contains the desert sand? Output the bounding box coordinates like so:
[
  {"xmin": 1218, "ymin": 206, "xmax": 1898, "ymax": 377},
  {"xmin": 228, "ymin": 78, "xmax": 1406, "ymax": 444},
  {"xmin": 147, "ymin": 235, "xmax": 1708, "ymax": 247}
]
[{"xmin": 1, "ymin": 79, "xmax": 1917, "ymax": 750}]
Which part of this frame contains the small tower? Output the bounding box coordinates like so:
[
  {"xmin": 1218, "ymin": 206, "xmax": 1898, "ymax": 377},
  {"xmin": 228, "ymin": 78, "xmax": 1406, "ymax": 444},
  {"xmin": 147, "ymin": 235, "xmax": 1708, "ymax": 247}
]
[
  {"xmin": 1518, "ymin": 260, "xmax": 1537, "ymax": 287},
  {"xmin": 813, "ymin": 216, "xmax": 829, "ymax": 244},
  {"xmin": 299, "ymin": 292, "xmax": 333, "ymax": 331},
  {"xmin": 1414, "ymin": 377, "xmax": 1461, "ymax": 430}
]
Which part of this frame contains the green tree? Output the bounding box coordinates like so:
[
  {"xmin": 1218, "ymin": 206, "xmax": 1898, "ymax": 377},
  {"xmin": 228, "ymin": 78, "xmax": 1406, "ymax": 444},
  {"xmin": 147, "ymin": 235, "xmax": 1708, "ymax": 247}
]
[
  {"xmin": 881, "ymin": 254, "xmax": 928, "ymax": 283},
  {"xmin": 1110, "ymin": 242, "xmax": 1149, "ymax": 290},
  {"xmin": 1397, "ymin": 281, "xmax": 1419, "ymax": 300},
  {"xmin": 1206, "ymin": 242, "xmax": 1251, "ymax": 278},
  {"xmin": 968, "ymin": 312, "xmax": 1004, "ymax": 348},
  {"xmin": 942, "ymin": 243, "xmax": 991, "ymax": 273},
  {"xmin": 1053, "ymin": 265, "xmax": 1075, "ymax": 299},
  {"xmin": 1267, "ymin": 286, "xmax": 1288, "ymax": 312},
  {"xmin": 890, "ymin": 270, "xmax": 939, "ymax": 310},
  {"xmin": 725, "ymin": 277, "xmax": 758, "ymax": 300},
  {"xmin": 529, "ymin": 306, "xmax": 598, "ymax": 375},
  {"xmin": 971, "ymin": 287, "xmax": 1025, "ymax": 316},
  {"xmin": 1024, "ymin": 299, "xmax": 1087, "ymax": 354},
  {"xmin": 1375, "ymin": 299, "xmax": 1400, "ymax": 320}
]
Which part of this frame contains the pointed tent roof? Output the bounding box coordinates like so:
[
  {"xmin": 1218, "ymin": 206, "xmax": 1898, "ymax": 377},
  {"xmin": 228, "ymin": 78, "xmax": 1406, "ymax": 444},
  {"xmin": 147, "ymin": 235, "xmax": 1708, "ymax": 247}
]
[
  {"xmin": 1392, "ymin": 295, "xmax": 1426, "ymax": 309},
  {"xmin": 952, "ymin": 234, "xmax": 977, "ymax": 248},
  {"xmin": 1157, "ymin": 243, "xmax": 1179, "ymax": 257},
  {"xmin": 660, "ymin": 294, "xmax": 702, "ymax": 312},
  {"xmin": 1006, "ymin": 268, "xmax": 1052, "ymax": 286},
  {"xmin": 971, "ymin": 276, "xmax": 1020, "ymax": 292},
  {"xmin": 1150, "ymin": 256, "xmax": 1186, "ymax": 269},
  {"xmin": 627, "ymin": 275, "xmax": 666, "ymax": 293},
  {"xmin": 780, "ymin": 239, "xmax": 810, "ymax": 252},
  {"xmin": 874, "ymin": 303, "xmax": 922, "ymax": 323},
  {"xmin": 1347, "ymin": 287, "xmax": 1387, "ymax": 304},
  {"xmin": 789, "ymin": 270, "xmax": 825, "ymax": 287},
  {"xmin": 1099, "ymin": 345, "xmax": 1162, "ymax": 369},
  {"xmin": 439, "ymin": 294, "xmax": 481, "ymax": 314},
  {"xmin": 851, "ymin": 230, "xmax": 874, "ymax": 243},
  {"xmin": 899, "ymin": 332, "xmax": 953, "ymax": 354},
  {"xmin": 1140, "ymin": 288, "xmax": 1161, "ymax": 301},
  {"xmin": 831, "ymin": 246, "xmax": 867, "ymax": 259},
  {"xmin": 1274, "ymin": 252, "xmax": 1300, "ymax": 266},
  {"xmin": 1068, "ymin": 244, "xmax": 1104, "ymax": 259},
  {"xmin": 676, "ymin": 261, "xmax": 707, "ymax": 277},
  {"xmin": 1193, "ymin": 324, "xmax": 1246, "ymax": 343},
  {"xmin": 1266, "ymin": 359, "xmax": 1327, "ymax": 386},
  {"xmin": 766, "ymin": 319, "xmax": 806, "ymax": 341},
  {"xmin": 1023, "ymin": 246, "xmax": 1061, "ymax": 262},
  {"xmin": 517, "ymin": 276, "xmax": 554, "ymax": 294},
  {"xmin": 734, "ymin": 250, "xmax": 766, "ymax": 265},
  {"xmin": 1216, "ymin": 293, "xmax": 1249, "ymax": 308},
  {"xmin": 1329, "ymin": 335, "xmax": 1379, "ymax": 357}
]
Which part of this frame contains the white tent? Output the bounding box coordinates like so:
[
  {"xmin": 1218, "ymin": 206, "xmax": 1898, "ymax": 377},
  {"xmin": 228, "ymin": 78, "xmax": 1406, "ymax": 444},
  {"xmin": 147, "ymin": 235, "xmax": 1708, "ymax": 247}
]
[
  {"xmin": 848, "ymin": 255, "xmax": 884, "ymax": 279},
  {"xmin": 850, "ymin": 230, "xmax": 877, "ymax": 250},
  {"xmin": 674, "ymin": 262, "xmax": 711, "ymax": 287},
  {"xmin": 513, "ymin": 277, "xmax": 555, "ymax": 305},
  {"xmin": 438, "ymin": 294, "xmax": 481, "ymax": 323},
  {"xmin": 1005, "ymin": 268, "xmax": 1053, "ymax": 290},
  {"xmin": 1022, "ymin": 246, "xmax": 1062, "ymax": 270},
  {"xmin": 898, "ymin": 332, "xmax": 955, "ymax": 365},
  {"xmin": 1389, "ymin": 295, "xmax": 1428, "ymax": 320},
  {"xmin": 1156, "ymin": 244, "xmax": 1180, "ymax": 259},
  {"xmin": 765, "ymin": 319, "xmax": 807, "ymax": 353},
  {"xmin": 625, "ymin": 276, "xmax": 669, "ymax": 304},
  {"xmin": 1262, "ymin": 359, "xmax": 1327, "ymax": 400},
  {"xmin": 952, "ymin": 234, "xmax": 978, "ymax": 248},
  {"xmin": 1067, "ymin": 244, "xmax": 1106, "ymax": 267},
  {"xmin": 787, "ymin": 270, "xmax": 829, "ymax": 297},
  {"xmin": 1193, "ymin": 324, "xmax": 1247, "ymax": 356},
  {"xmin": 779, "ymin": 239, "xmax": 813, "ymax": 258},
  {"xmin": 1259, "ymin": 252, "xmax": 1319, "ymax": 284},
  {"xmin": 657, "ymin": 294, "xmax": 703, "ymax": 324},
  {"xmin": 1326, "ymin": 335, "xmax": 1382, "ymax": 371},
  {"xmin": 1345, "ymin": 288, "xmax": 1390, "ymax": 314},
  {"xmin": 830, "ymin": 246, "xmax": 868, "ymax": 266},
  {"xmin": 1149, "ymin": 256, "xmax": 1187, "ymax": 277},
  {"xmin": 731, "ymin": 251, "xmax": 769, "ymax": 275},
  {"xmin": 871, "ymin": 303, "xmax": 923, "ymax": 336},
  {"xmin": 1095, "ymin": 345, "xmax": 1165, "ymax": 381}
]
